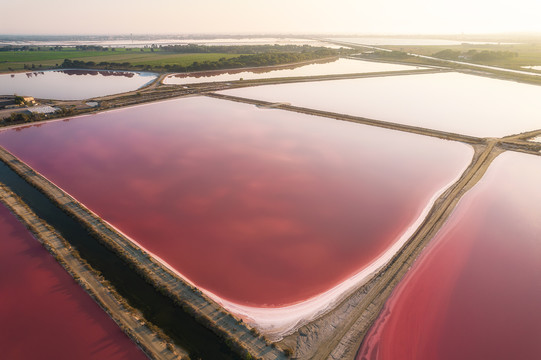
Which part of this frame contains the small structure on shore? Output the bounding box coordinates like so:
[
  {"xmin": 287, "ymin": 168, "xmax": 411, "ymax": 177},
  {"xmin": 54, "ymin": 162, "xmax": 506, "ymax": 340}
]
[
  {"xmin": 24, "ymin": 105, "xmax": 58, "ymax": 115},
  {"xmin": 22, "ymin": 96, "xmax": 36, "ymax": 105}
]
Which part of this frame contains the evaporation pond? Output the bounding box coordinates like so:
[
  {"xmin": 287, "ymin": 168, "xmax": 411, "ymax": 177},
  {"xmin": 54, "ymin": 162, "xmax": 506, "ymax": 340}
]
[
  {"xmin": 0, "ymin": 96, "xmax": 472, "ymax": 307},
  {"xmin": 0, "ymin": 69, "xmax": 157, "ymax": 100},
  {"xmin": 0, "ymin": 203, "xmax": 146, "ymax": 360},
  {"xmin": 163, "ymin": 58, "xmax": 423, "ymax": 84},
  {"xmin": 220, "ymin": 72, "xmax": 541, "ymax": 137},
  {"xmin": 358, "ymin": 152, "xmax": 541, "ymax": 360}
]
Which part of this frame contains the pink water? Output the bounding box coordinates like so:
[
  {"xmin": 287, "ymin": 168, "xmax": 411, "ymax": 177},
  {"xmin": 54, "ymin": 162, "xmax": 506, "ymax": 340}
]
[
  {"xmin": 0, "ymin": 97, "xmax": 472, "ymax": 307},
  {"xmin": 358, "ymin": 152, "xmax": 541, "ymax": 360},
  {"xmin": 0, "ymin": 204, "xmax": 146, "ymax": 359}
]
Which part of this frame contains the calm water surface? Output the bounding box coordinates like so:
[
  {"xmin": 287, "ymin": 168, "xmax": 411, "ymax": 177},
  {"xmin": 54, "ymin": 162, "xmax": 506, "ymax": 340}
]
[
  {"xmin": 164, "ymin": 58, "xmax": 422, "ymax": 84},
  {"xmin": 0, "ymin": 37, "xmax": 342, "ymax": 49},
  {"xmin": 330, "ymin": 37, "xmax": 515, "ymax": 46},
  {"xmin": 220, "ymin": 72, "xmax": 541, "ymax": 137},
  {"xmin": 0, "ymin": 97, "xmax": 472, "ymax": 306},
  {"xmin": 358, "ymin": 152, "xmax": 541, "ymax": 360},
  {"xmin": 0, "ymin": 69, "xmax": 157, "ymax": 100},
  {"xmin": 0, "ymin": 204, "xmax": 146, "ymax": 360}
]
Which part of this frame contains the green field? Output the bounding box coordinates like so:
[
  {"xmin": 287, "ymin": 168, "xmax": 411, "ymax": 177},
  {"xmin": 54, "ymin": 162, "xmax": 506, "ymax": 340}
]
[
  {"xmin": 0, "ymin": 48, "xmax": 241, "ymax": 72},
  {"xmin": 386, "ymin": 43, "xmax": 541, "ymax": 69}
]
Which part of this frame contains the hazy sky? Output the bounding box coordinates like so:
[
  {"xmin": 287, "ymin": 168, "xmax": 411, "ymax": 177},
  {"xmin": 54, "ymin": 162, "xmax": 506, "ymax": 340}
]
[{"xmin": 2, "ymin": 0, "xmax": 541, "ymax": 35}]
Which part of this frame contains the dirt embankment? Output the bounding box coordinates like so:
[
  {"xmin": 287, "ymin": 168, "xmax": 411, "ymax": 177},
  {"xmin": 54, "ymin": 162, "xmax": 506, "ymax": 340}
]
[
  {"xmin": 0, "ymin": 146, "xmax": 287, "ymax": 360},
  {"xmin": 0, "ymin": 183, "xmax": 186, "ymax": 360},
  {"xmin": 205, "ymin": 92, "xmax": 483, "ymax": 145}
]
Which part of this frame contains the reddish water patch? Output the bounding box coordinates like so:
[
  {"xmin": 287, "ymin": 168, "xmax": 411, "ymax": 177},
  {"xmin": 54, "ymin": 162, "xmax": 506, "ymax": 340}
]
[
  {"xmin": 0, "ymin": 204, "xmax": 146, "ymax": 359},
  {"xmin": 358, "ymin": 152, "xmax": 541, "ymax": 360},
  {"xmin": 0, "ymin": 97, "xmax": 472, "ymax": 306}
]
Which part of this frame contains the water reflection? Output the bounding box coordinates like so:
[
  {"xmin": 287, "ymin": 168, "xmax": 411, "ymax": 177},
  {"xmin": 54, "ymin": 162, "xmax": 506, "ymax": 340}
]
[
  {"xmin": 164, "ymin": 58, "xmax": 423, "ymax": 85},
  {"xmin": 0, "ymin": 69, "xmax": 157, "ymax": 100}
]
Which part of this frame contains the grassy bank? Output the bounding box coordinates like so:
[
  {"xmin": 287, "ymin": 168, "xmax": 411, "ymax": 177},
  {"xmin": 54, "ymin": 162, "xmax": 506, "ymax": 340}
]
[{"xmin": 385, "ymin": 43, "xmax": 541, "ymax": 70}]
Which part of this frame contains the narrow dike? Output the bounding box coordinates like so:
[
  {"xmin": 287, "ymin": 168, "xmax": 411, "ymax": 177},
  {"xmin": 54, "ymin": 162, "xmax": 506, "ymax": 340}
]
[
  {"xmin": 204, "ymin": 93, "xmax": 482, "ymax": 145},
  {"xmin": 324, "ymin": 141, "xmax": 504, "ymax": 360},
  {"xmin": 0, "ymin": 160, "xmax": 240, "ymax": 360}
]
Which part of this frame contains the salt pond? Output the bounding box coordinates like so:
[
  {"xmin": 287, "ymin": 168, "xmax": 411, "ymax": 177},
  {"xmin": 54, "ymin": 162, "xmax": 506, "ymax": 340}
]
[
  {"xmin": 358, "ymin": 152, "xmax": 541, "ymax": 360},
  {"xmin": 220, "ymin": 72, "xmax": 541, "ymax": 138},
  {"xmin": 0, "ymin": 96, "xmax": 472, "ymax": 337},
  {"xmin": 163, "ymin": 58, "xmax": 424, "ymax": 85},
  {"xmin": 0, "ymin": 69, "xmax": 157, "ymax": 100}
]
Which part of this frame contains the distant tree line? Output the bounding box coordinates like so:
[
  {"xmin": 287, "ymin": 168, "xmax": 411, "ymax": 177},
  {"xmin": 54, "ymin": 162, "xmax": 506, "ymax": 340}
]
[
  {"xmin": 363, "ymin": 50, "xmax": 411, "ymax": 60},
  {"xmin": 1, "ymin": 44, "xmax": 350, "ymax": 55},
  {"xmin": 160, "ymin": 44, "xmax": 346, "ymax": 55},
  {"xmin": 62, "ymin": 59, "xmax": 133, "ymax": 69},
  {"xmin": 432, "ymin": 49, "xmax": 518, "ymax": 62},
  {"xmin": 74, "ymin": 45, "xmax": 111, "ymax": 51},
  {"xmin": 166, "ymin": 50, "xmax": 340, "ymax": 72}
]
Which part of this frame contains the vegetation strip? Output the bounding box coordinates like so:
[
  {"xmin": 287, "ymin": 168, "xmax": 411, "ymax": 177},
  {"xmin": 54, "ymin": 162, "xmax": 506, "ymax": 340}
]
[
  {"xmin": 0, "ymin": 146, "xmax": 287, "ymax": 360},
  {"xmin": 0, "ymin": 184, "xmax": 185, "ymax": 360}
]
